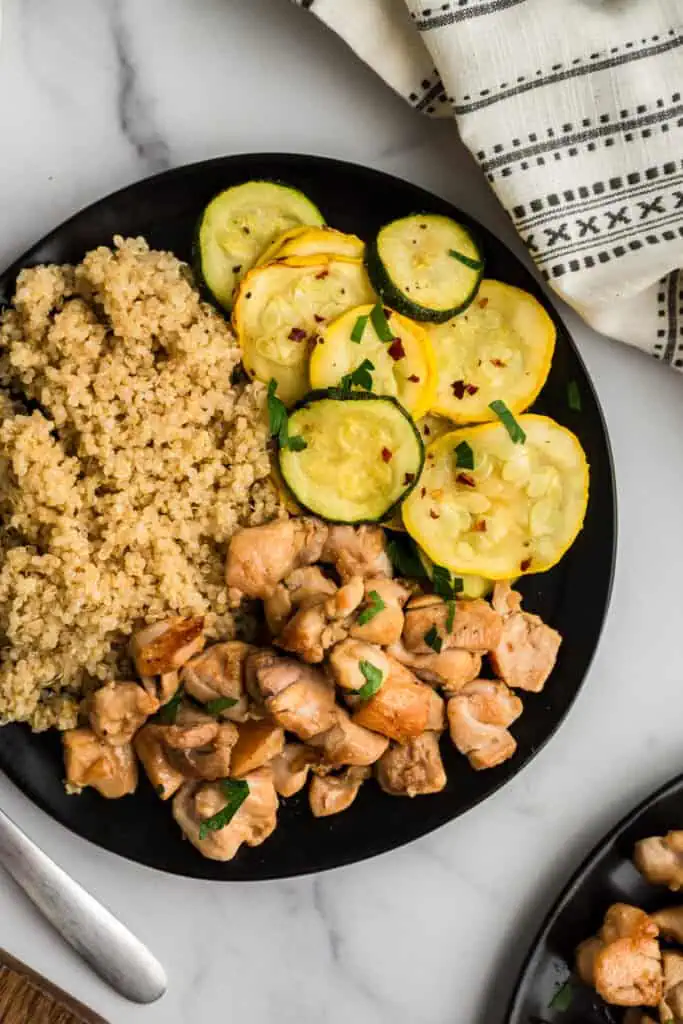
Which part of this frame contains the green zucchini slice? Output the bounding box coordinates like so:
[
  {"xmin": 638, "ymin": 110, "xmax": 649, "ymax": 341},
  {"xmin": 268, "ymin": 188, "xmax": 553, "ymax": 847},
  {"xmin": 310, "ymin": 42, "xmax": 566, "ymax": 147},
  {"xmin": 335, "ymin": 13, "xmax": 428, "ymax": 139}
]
[
  {"xmin": 366, "ymin": 214, "xmax": 484, "ymax": 323},
  {"xmin": 279, "ymin": 390, "xmax": 424, "ymax": 523},
  {"xmin": 196, "ymin": 181, "xmax": 325, "ymax": 310}
]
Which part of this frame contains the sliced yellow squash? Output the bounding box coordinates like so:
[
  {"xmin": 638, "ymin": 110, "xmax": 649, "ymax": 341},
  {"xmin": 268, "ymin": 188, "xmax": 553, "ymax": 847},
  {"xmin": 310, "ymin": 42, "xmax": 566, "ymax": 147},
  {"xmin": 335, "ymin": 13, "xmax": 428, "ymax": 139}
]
[
  {"xmin": 256, "ymin": 226, "xmax": 364, "ymax": 267},
  {"xmin": 309, "ymin": 304, "xmax": 437, "ymax": 418},
  {"xmin": 427, "ymin": 280, "xmax": 555, "ymax": 424},
  {"xmin": 255, "ymin": 225, "xmax": 310, "ymax": 266},
  {"xmin": 403, "ymin": 414, "xmax": 589, "ymax": 579},
  {"xmin": 233, "ymin": 258, "xmax": 375, "ymax": 406}
]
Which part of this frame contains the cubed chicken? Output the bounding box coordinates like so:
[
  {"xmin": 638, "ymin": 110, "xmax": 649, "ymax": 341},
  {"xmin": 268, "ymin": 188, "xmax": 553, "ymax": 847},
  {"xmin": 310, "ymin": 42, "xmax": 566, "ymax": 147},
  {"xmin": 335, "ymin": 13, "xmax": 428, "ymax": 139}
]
[
  {"xmin": 230, "ymin": 718, "xmax": 285, "ymax": 777},
  {"xmin": 86, "ymin": 681, "xmax": 157, "ymax": 745},
  {"xmin": 634, "ymin": 832, "xmax": 683, "ymax": 892},
  {"xmin": 351, "ymin": 657, "xmax": 434, "ymax": 743},
  {"xmin": 652, "ymin": 906, "xmax": 683, "ymax": 944},
  {"xmin": 276, "ymin": 602, "xmax": 345, "ymax": 663},
  {"xmin": 173, "ymin": 768, "xmax": 278, "ymax": 862},
  {"xmin": 225, "ymin": 517, "xmax": 328, "ymax": 598},
  {"xmin": 402, "ymin": 596, "xmax": 502, "ymax": 654},
  {"xmin": 63, "ymin": 728, "xmax": 137, "ymax": 799},
  {"xmin": 181, "ymin": 641, "xmax": 255, "ymax": 721},
  {"xmin": 309, "ymin": 766, "xmax": 370, "ymax": 817},
  {"xmin": 134, "ymin": 724, "xmax": 186, "ymax": 800},
  {"xmin": 592, "ymin": 905, "xmax": 663, "ymax": 1007},
  {"xmin": 264, "ymin": 566, "xmax": 337, "ymax": 634},
  {"xmin": 271, "ymin": 743, "xmax": 317, "ymax": 798},
  {"xmin": 660, "ymin": 951, "xmax": 683, "ymax": 1022},
  {"xmin": 141, "ymin": 671, "xmax": 180, "ymax": 707},
  {"xmin": 131, "ymin": 616, "xmax": 205, "ymax": 677},
  {"xmin": 350, "ymin": 577, "xmax": 410, "ymax": 646},
  {"xmin": 387, "ymin": 642, "xmax": 481, "ymax": 694},
  {"xmin": 267, "ymin": 674, "xmax": 338, "ymax": 740},
  {"xmin": 163, "ymin": 705, "xmax": 239, "ymax": 781},
  {"xmin": 376, "ymin": 732, "xmax": 447, "ymax": 797},
  {"xmin": 321, "ymin": 524, "xmax": 392, "ymax": 581},
  {"xmin": 327, "ymin": 638, "xmax": 391, "ymax": 692},
  {"xmin": 309, "ymin": 709, "xmax": 389, "ymax": 767},
  {"xmin": 246, "ymin": 649, "xmax": 304, "ymax": 699},
  {"xmin": 489, "ymin": 583, "xmax": 561, "ymax": 692},
  {"xmin": 447, "ymin": 679, "xmax": 523, "ymax": 770}
]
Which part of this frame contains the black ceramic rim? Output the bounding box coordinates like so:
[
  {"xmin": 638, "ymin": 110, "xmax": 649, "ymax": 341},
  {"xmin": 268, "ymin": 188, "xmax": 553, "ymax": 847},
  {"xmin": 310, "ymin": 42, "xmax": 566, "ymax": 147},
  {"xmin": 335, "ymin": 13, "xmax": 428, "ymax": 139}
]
[{"xmin": 0, "ymin": 154, "xmax": 617, "ymax": 880}]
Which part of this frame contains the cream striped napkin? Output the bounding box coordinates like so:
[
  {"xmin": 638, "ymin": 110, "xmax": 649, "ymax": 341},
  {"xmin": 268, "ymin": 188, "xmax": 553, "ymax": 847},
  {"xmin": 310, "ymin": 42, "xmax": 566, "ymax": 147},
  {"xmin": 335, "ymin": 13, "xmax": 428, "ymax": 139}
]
[{"xmin": 293, "ymin": 0, "xmax": 683, "ymax": 368}]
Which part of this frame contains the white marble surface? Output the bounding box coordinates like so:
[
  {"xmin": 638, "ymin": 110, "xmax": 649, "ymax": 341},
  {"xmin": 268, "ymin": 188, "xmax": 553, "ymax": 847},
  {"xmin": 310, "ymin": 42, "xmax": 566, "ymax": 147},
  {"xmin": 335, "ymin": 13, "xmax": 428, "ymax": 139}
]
[{"xmin": 0, "ymin": 1, "xmax": 682, "ymax": 1022}]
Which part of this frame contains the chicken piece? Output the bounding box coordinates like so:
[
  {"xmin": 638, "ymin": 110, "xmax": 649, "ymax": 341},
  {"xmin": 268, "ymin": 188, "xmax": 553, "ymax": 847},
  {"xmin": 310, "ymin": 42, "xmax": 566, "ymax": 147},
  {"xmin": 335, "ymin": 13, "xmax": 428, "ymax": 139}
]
[
  {"xmin": 86, "ymin": 681, "xmax": 157, "ymax": 745},
  {"xmin": 350, "ymin": 577, "xmax": 410, "ymax": 646},
  {"xmin": 376, "ymin": 731, "xmax": 447, "ymax": 797},
  {"xmin": 351, "ymin": 657, "xmax": 433, "ymax": 742},
  {"xmin": 634, "ymin": 832, "xmax": 683, "ymax": 892},
  {"xmin": 447, "ymin": 679, "xmax": 523, "ymax": 770},
  {"xmin": 321, "ymin": 524, "xmax": 392, "ymax": 581},
  {"xmin": 309, "ymin": 766, "xmax": 370, "ymax": 817},
  {"xmin": 489, "ymin": 583, "xmax": 561, "ymax": 693},
  {"xmin": 163, "ymin": 705, "xmax": 239, "ymax": 781},
  {"xmin": 593, "ymin": 904, "xmax": 662, "ymax": 1007},
  {"xmin": 63, "ymin": 728, "xmax": 137, "ymax": 799},
  {"xmin": 181, "ymin": 641, "xmax": 255, "ymax": 722},
  {"xmin": 141, "ymin": 671, "xmax": 180, "ymax": 707},
  {"xmin": 403, "ymin": 595, "xmax": 502, "ymax": 654},
  {"xmin": 230, "ymin": 718, "xmax": 285, "ymax": 777},
  {"xmin": 276, "ymin": 602, "xmax": 342, "ymax": 663},
  {"xmin": 309, "ymin": 709, "xmax": 389, "ymax": 767},
  {"xmin": 264, "ymin": 566, "xmax": 336, "ymax": 634},
  {"xmin": 271, "ymin": 743, "xmax": 317, "ymax": 797},
  {"xmin": 173, "ymin": 768, "xmax": 278, "ymax": 862},
  {"xmin": 246, "ymin": 649, "xmax": 302, "ymax": 700},
  {"xmin": 266, "ymin": 669, "xmax": 338, "ymax": 740},
  {"xmin": 328, "ymin": 638, "xmax": 391, "ymax": 692},
  {"xmin": 131, "ymin": 616, "xmax": 205, "ymax": 676},
  {"xmin": 660, "ymin": 951, "xmax": 683, "ymax": 1022},
  {"xmin": 426, "ymin": 688, "xmax": 446, "ymax": 731},
  {"xmin": 226, "ymin": 517, "xmax": 328, "ymax": 598},
  {"xmin": 134, "ymin": 724, "xmax": 186, "ymax": 800},
  {"xmin": 576, "ymin": 936, "xmax": 604, "ymax": 986},
  {"xmin": 325, "ymin": 575, "xmax": 365, "ymax": 618},
  {"xmin": 652, "ymin": 907, "xmax": 683, "ymax": 944},
  {"xmin": 387, "ymin": 641, "xmax": 481, "ymax": 695}
]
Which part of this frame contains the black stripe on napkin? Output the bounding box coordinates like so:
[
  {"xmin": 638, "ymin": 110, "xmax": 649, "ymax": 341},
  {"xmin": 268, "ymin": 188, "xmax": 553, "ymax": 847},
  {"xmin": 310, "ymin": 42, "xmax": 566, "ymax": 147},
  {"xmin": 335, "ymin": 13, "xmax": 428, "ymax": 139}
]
[{"xmin": 414, "ymin": 0, "xmax": 526, "ymax": 31}]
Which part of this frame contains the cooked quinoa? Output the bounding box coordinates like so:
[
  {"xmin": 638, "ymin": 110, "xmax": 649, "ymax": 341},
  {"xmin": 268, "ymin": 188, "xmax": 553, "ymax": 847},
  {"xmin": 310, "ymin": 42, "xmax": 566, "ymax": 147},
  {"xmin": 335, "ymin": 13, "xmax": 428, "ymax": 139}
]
[{"xmin": 0, "ymin": 236, "xmax": 282, "ymax": 731}]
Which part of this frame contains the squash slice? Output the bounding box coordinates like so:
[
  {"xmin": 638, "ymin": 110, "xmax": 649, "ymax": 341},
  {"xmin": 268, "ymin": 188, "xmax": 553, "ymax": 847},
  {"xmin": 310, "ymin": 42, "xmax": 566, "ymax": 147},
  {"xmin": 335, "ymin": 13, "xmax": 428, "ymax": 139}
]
[
  {"xmin": 309, "ymin": 304, "xmax": 437, "ymax": 418},
  {"xmin": 233, "ymin": 258, "xmax": 375, "ymax": 406},
  {"xmin": 428, "ymin": 280, "xmax": 555, "ymax": 424},
  {"xmin": 402, "ymin": 415, "xmax": 589, "ymax": 578}
]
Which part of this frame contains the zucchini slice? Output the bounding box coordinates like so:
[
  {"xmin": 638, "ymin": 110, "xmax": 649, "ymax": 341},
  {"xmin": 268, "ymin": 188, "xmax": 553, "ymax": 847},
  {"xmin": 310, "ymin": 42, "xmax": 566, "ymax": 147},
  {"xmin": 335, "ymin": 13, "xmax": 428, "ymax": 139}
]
[
  {"xmin": 366, "ymin": 214, "xmax": 484, "ymax": 323},
  {"xmin": 196, "ymin": 181, "xmax": 325, "ymax": 310},
  {"xmin": 309, "ymin": 304, "xmax": 437, "ymax": 418},
  {"xmin": 428, "ymin": 280, "xmax": 556, "ymax": 424},
  {"xmin": 402, "ymin": 415, "xmax": 589, "ymax": 579},
  {"xmin": 233, "ymin": 258, "xmax": 375, "ymax": 407},
  {"xmin": 279, "ymin": 391, "xmax": 424, "ymax": 523}
]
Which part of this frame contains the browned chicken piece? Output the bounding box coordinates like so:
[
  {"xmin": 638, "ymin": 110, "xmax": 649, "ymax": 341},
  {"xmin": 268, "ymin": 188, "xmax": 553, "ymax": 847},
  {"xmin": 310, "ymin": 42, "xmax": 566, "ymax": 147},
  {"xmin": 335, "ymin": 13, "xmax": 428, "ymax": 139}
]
[
  {"xmin": 134, "ymin": 724, "xmax": 186, "ymax": 800},
  {"xmin": 660, "ymin": 951, "xmax": 683, "ymax": 1022},
  {"xmin": 402, "ymin": 595, "xmax": 502, "ymax": 654},
  {"xmin": 276, "ymin": 601, "xmax": 346, "ymax": 663},
  {"xmin": 271, "ymin": 743, "xmax": 317, "ymax": 797},
  {"xmin": 447, "ymin": 679, "xmax": 523, "ymax": 770},
  {"xmin": 425, "ymin": 688, "xmax": 446, "ymax": 731},
  {"xmin": 181, "ymin": 641, "xmax": 255, "ymax": 722},
  {"xmin": 63, "ymin": 728, "xmax": 137, "ymax": 799},
  {"xmin": 173, "ymin": 768, "xmax": 278, "ymax": 862},
  {"xmin": 325, "ymin": 576, "xmax": 365, "ymax": 619},
  {"xmin": 376, "ymin": 732, "xmax": 447, "ymax": 797},
  {"xmin": 225, "ymin": 517, "xmax": 329, "ymax": 598},
  {"xmin": 350, "ymin": 577, "xmax": 410, "ymax": 646},
  {"xmin": 489, "ymin": 583, "xmax": 561, "ymax": 693},
  {"xmin": 576, "ymin": 936, "xmax": 604, "ymax": 986},
  {"xmin": 351, "ymin": 657, "xmax": 433, "ymax": 742},
  {"xmin": 162, "ymin": 705, "xmax": 238, "ymax": 780},
  {"xmin": 309, "ymin": 766, "xmax": 370, "ymax": 817},
  {"xmin": 264, "ymin": 566, "xmax": 336, "ymax": 634},
  {"xmin": 309, "ymin": 709, "xmax": 389, "ymax": 767},
  {"xmin": 652, "ymin": 907, "xmax": 683, "ymax": 944},
  {"xmin": 327, "ymin": 638, "xmax": 391, "ymax": 692},
  {"xmin": 230, "ymin": 718, "xmax": 285, "ymax": 777},
  {"xmin": 266, "ymin": 667, "xmax": 338, "ymax": 740},
  {"xmin": 246, "ymin": 649, "xmax": 303, "ymax": 699},
  {"xmin": 131, "ymin": 616, "xmax": 205, "ymax": 677},
  {"xmin": 386, "ymin": 641, "xmax": 481, "ymax": 695},
  {"xmin": 321, "ymin": 524, "xmax": 392, "ymax": 581},
  {"xmin": 87, "ymin": 681, "xmax": 157, "ymax": 745},
  {"xmin": 141, "ymin": 671, "xmax": 180, "ymax": 707},
  {"xmin": 594, "ymin": 905, "xmax": 662, "ymax": 1007},
  {"xmin": 634, "ymin": 832, "xmax": 683, "ymax": 892}
]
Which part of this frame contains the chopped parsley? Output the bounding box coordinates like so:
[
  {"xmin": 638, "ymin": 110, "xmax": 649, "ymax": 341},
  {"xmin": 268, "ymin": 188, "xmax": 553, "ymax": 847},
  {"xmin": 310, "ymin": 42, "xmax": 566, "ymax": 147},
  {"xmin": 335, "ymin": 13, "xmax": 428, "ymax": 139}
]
[
  {"xmin": 386, "ymin": 534, "xmax": 427, "ymax": 579},
  {"xmin": 340, "ymin": 358, "xmax": 374, "ymax": 393},
  {"xmin": 454, "ymin": 440, "xmax": 475, "ymax": 470},
  {"xmin": 547, "ymin": 980, "xmax": 574, "ymax": 1013},
  {"xmin": 267, "ymin": 378, "xmax": 307, "ymax": 450},
  {"xmin": 567, "ymin": 379, "xmax": 581, "ymax": 412},
  {"xmin": 158, "ymin": 685, "xmax": 184, "ymax": 724},
  {"xmin": 351, "ymin": 313, "xmax": 369, "ymax": 343},
  {"xmin": 198, "ymin": 779, "xmax": 250, "ymax": 841},
  {"xmin": 287, "ymin": 434, "xmax": 308, "ymax": 451},
  {"xmin": 370, "ymin": 302, "xmax": 394, "ymax": 343},
  {"xmin": 205, "ymin": 696, "xmax": 239, "ymax": 716},
  {"xmin": 357, "ymin": 590, "xmax": 386, "ymax": 626},
  {"xmin": 489, "ymin": 399, "xmax": 526, "ymax": 444},
  {"xmin": 446, "ymin": 600, "xmax": 456, "ymax": 633},
  {"xmin": 448, "ymin": 249, "xmax": 483, "ymax": 271},
  {"xmin": 356, "ymin": 660, "xmax": 384, "ymax": 700},
  {"xmin": 424, "ymin": 625, "xmax": 443, "ymax": 653},
  {"xmin": 432, "ymin": 565, "xmax": 463, "ymax": 600}
]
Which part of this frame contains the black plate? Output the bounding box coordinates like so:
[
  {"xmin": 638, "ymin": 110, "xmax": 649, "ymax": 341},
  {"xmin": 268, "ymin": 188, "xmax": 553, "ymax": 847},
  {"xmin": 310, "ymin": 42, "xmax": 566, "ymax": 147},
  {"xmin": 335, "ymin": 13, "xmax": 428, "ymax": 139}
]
[
  {"xmin": 506, "ymin": 774, "xmax": 683, "ymax": 1024},
  {"xmin": 0, "ymin": 154, "xmax": 616, "ymax": 880}
]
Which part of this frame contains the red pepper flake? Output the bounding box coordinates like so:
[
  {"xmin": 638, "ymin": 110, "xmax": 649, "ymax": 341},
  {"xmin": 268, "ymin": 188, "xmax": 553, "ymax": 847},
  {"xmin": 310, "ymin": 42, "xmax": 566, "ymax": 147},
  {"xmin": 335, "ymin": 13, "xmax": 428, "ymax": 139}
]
[
  {"xmin": 383, "ymin": 308, "xmax": 392, "ymax": 318},
  {"xmin": 388, "ymin": 338, "xmax": 406, "ymax": 361},
  {"xmin": 520, "ymin": 558, "xmax": 532, "ymax": 571},
  {"xmin": 465, "ymin": 384, "xmax": 479, "ymax": 395},
  {"xmin": 473, "ymin": 520, "xmax": 487, "ymax": 533},
  {"xmin": 288, "ymin": 327, "xmax": 307, "ymax": 341},
  {"xmin": 429, "ymin": 509, "xmax": 440, "ymax": 519},
  {"xmin": 456, "ymin": 472, "xmax": 476, "ymax": 487},
  {"xmin": 408, "ymin": 374, "xmax": 420, "ymax": 383},
  {"xmin": 420, "ymin": 487, "xmax": 427, "ymax": 498},
  {"xmin": 315, "ymin": 269, "xmax": 329, "ymax": 280},
  {"xmin": 381, "ymin": 447, "xmax": 393, "ymax": 463},
  {"xmin": 309, "ymin": 334, "xmax": 322, "ymax": 346},
  {"xmin": 491, "ymin": 358, "xmax": 507, "ymax": 368},
  {"xmin": 451, "ymin": 380, "xmax": 466, "ymax": 399},
  {"xmin": 423, "ymin": 425, "xmax": 431, "ymax": 436},
  {"xmin": 314, "ymin": 314, "xmax": 325, "ymax": 323},
  {"xmin": 403, "ymin": 472, "xmax": 416, "ymax": 486},
  {"xmin": 478, "ymin": 297, "xmax": 489, "ymax": 308},
  {"xmin": 232, "ymin": 264, "xmax": 242, "ymax": 273}
]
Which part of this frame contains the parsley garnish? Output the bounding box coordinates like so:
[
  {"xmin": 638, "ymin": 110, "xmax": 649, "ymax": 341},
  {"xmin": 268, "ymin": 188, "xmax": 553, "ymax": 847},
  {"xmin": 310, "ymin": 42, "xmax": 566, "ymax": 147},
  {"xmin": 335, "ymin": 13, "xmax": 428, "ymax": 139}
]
[
  {"xmin": 287, "ymin": 435, "xmax": 308, "ymax": 451},
  {"xmin": 424, "ymin": 625, "xmax": 443, "ymax": 653},
  {"xmin": 446, "ymin": 600, "xmax": 456, "ymax": 633},
  {"xmin": 432, "ymin": 565, "xmax": 463, "ymax": 600},
  {"xmin": 489, "ymin": 400, "xmax": 526, "ymax": 444},
  {"xmin": 386, "ymin": 535, "xmax": 427, "ymax": 579},
  {"xmin": 356, "ymin": 660, "xmax": 384, "ymax": 700},
  {"xmin": 340, "ymin": 358, "xmax": 374, "ymax": 393},
  {"xmin": 267, "ymin": 378, "xmax": 307, "ymax": 450},
  {"xmin": 370, "ymin": 302, "xmax": 394, "ymax": 343},
  {"xmin": 158, "ymin": 685, "xmax": 184, "ymax": 724},
  {"xmin": 351, "ymin": 313, "xmax": 369, "ymax": 343},
  {"xmin": 567, "ymin": 380, "xmax": 581, "ymax": 412},
  {"xmin": 198, "ymin": 779, "xmax": 250, "ymax": 840},
  {"xmin": 357, "ymin": 590, "xmax": 386, "ymax": 626},
  {"xmin": 455, "ymin": 440, "xmax": 474, "ymax": 470},
  {"xmin": 205, "ymin": 696, "xmax": 239, "ymax": 716},
  {"xmin": 448, "ymin": 249, "xmax": 483, "ymax": 271},
  {"xmin": 547, "ymin": 980, "xmax": 574, "ymax": 1012}
]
